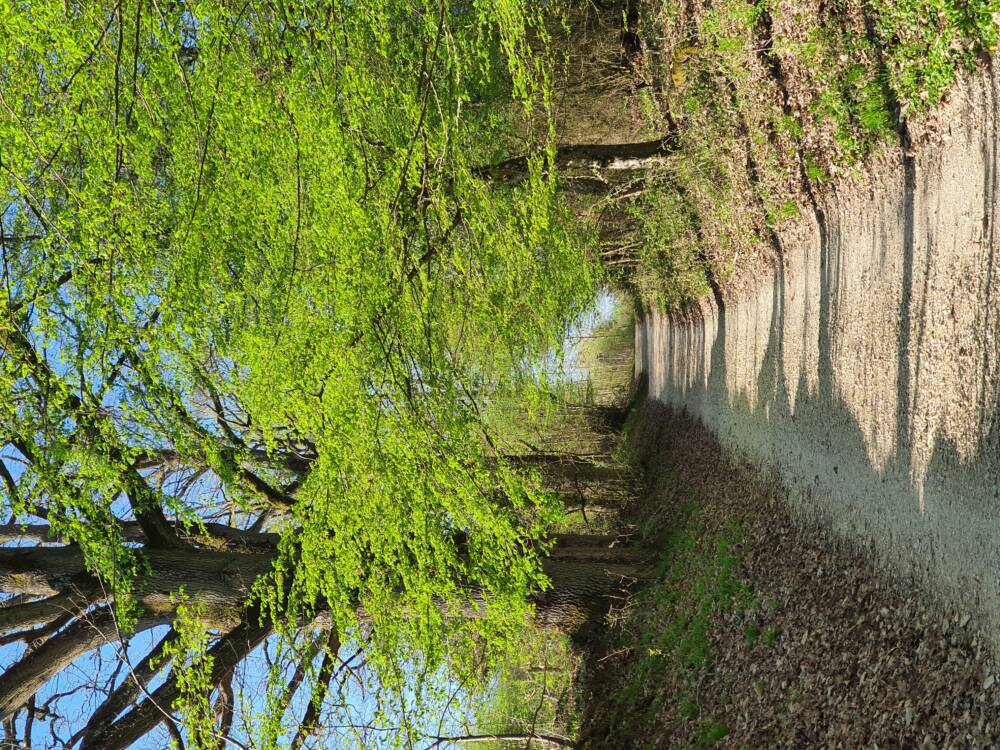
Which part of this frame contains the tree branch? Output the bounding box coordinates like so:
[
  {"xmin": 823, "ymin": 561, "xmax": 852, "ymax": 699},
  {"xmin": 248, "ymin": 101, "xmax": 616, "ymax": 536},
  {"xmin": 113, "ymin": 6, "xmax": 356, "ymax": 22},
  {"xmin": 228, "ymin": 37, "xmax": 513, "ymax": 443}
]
[
  {"xmin": 130, "ymin": 358, "xmax": 297, "ymax": 511},
  {"xmin": 79, "ymin": 627, "xmax": 181, "ymax": 745},
  {"xmin": 0, "ymin": 546, "xmax": 276, "ymax": 624},
  {"xmin": 477, "ymin": 137, "xmax": 676, "ymax": 183},
  {"xmin": 0, "ymin": 458, "xmax": 20, "ymax": 506},
  {"xmin": 0, "ymin": 607, "xmax": 167, "ymax": 721},
  {"xmin": 216, "ymin": 673, "xmax": 235, "ymax": 739},
  {"xmin": 0, "ymin": 318, "xmax": 189, "ymax": 550},
  {"xmin": 0, "ymin": 590, "xmax": 91, "ymax": 635},
  {"xmin": 291, "ymin": 627, "xmax": 341, "ymax": 750},
  {"xmin": 0, "ymin": 521, "xmax": 278, "ymax": 551},
  {"xmin": 82, "ymin": 608, "xmax": 271, "ymax": 750}
]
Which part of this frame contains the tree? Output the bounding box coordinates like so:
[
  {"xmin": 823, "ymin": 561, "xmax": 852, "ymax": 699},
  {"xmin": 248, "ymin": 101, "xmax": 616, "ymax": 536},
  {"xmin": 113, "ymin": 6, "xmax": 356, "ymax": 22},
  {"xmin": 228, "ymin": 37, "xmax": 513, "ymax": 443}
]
[
  {"xmin": 0, "ymin": 532, "xmax": 643, "ymax": 748},
  {"xmin": 0, "ymin": 2, "xmax": 645, "ymax": 747}
]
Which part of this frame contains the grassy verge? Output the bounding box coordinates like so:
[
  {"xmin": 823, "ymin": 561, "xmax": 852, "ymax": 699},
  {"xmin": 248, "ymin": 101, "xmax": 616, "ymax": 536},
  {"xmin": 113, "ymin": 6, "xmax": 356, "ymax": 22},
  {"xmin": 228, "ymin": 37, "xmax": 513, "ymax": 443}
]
[
  {"xmin": 599, "ymin": 498, "xmax": 760, "ymax": 749},
  {"xmin": 571, "ymin": 403, "xmax": 793, "ymax": 750},
  {"xmin": 577, "ymin": 403, "xmax": 1000, "ymax": 749},
  {"xmin": 623, "ymin": 0, "xmax": 1000, "ymax": 309}
]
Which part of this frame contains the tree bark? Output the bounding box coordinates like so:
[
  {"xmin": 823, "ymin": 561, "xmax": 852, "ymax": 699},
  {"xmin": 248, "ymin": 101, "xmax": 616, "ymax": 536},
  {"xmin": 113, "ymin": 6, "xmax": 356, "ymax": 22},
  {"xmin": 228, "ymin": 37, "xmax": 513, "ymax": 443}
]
[
  {"xmin": 479, "ymin": 138, "xmax": 676, "ymax": 183},
  {"xmin": 539, "ymin": 535, "xmax": 651, "ymax": 631},
  {"xmin": 0, "ymin": 522, "xmax": 279, "ymax": 550},
  {"xmin": 0, "ymin": 590, "xmax": 92, "ymax": 634},
  {"xmin": 0, "ymin": 534, "xmax": 650, "ymax": 733},
  {"xmin": 0, "ymin": 546, "xmax": 274, "ymax": 627},
  {"xmin": 0, "ymin": 535, "xmax": 649, "ymax": 632}
]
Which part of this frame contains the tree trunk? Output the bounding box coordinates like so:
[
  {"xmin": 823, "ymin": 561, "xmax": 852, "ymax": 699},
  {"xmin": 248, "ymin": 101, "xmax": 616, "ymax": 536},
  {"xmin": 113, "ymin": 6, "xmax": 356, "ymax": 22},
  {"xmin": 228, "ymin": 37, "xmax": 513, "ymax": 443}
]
[
  {"xmin": 0, "ymin": 533, "xmax": 651, "ymax": 723},
  {"xmin": 512, "ymin": 454, "xmax": 629, "ymax": 485},
  {"xmin": 0, "ymin": 534, "xmax": 648, "ymax": 632},
  {"xmin": 539, "ymin": 535, "xmax": 651, "ymax": 632},
  {"xmin": 480, "ymin": 138, "xmax": 675, "ymax": 183},
  {"xmin": 0, "ymin": 546, "xmax": 274, "ymax": 628}
]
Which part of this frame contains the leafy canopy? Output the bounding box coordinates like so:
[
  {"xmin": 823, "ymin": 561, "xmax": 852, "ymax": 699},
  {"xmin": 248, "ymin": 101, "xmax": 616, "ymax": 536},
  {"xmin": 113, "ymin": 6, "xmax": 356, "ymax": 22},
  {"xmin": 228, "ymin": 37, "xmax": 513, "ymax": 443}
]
[{"xmin": 0, "ymin": 0, "xmax": 595, "ymax": 727}]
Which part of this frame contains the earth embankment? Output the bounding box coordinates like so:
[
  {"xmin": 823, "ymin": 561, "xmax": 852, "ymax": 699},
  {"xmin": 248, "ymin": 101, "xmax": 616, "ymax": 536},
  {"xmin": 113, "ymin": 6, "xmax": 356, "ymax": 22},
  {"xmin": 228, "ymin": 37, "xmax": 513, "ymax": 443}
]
[{"xmin": 637, "ymin": 61, "xmax": 1000, "ymax": 648}]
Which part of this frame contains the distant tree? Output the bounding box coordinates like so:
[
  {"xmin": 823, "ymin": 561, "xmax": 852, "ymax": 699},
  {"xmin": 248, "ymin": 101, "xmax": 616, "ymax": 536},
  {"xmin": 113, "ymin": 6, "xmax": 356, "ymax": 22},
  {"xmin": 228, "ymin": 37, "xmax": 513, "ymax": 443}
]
[{"xmin": 0, "ymin": 2, "xmax": 645, "ymax": 747}]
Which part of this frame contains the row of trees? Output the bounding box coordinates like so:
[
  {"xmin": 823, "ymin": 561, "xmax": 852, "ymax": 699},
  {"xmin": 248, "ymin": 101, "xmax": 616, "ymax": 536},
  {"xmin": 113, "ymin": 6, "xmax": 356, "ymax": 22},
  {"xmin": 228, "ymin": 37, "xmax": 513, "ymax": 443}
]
[{"xmin": 0, "ymin": 1, "xmax": 656, "ymax": 747}]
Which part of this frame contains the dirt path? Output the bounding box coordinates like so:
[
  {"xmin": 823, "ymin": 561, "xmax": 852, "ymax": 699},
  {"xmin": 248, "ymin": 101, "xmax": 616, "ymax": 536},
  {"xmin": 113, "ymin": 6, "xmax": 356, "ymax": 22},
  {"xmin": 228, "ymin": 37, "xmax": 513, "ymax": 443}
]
[
  {"xmin": 578, "ymin": 402, "xmax": 999, "ymax": 749},
  {"xmin": 636, "ymin": 55, "xmax": 1000, "ymax": 651}
]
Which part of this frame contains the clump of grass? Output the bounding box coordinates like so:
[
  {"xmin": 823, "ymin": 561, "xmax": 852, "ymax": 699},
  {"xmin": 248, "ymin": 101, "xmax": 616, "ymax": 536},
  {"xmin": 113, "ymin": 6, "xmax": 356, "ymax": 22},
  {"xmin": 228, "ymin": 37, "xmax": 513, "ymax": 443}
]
[
  {"xmin": 630, "ymin": 190, "xmax": 713, "ymax": 311},
  {"xmin": 697, "ymin": 720, "xmax": 731, "ymax": 747},
  {"xmin": 602, "ymin": 501, "xmax": 753, "ymax": 745},
  {"xmin": 648, "ymin": 512, "xmax": 748, "ymax": 672},
  {"xmin": 869, "ymin": 0, "xmax": 1000, "ymax": 114}
]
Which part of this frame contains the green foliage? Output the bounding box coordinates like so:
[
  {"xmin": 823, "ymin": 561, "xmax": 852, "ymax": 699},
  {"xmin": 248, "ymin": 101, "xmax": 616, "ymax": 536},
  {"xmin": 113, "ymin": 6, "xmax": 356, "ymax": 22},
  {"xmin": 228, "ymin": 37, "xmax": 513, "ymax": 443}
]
[
  {"xmin": 471, "ymin": 626, "xmax": 580, "ymax": 749},
  {"xmin": 765, "ymin": 199, "xmax": 800, "ymax": 229},
  {"xmin": 696, "ymin": 720, "xmax": 730, "ymax": 747},
  {"xmin": 161, "ymin": 594, "xmax": 217, "ymax": 748},
  {"xmin": 485, "ymin": 292, "xmax": 635, "ymax": 460},
  {"xmin": 543, "ymin": 292, "xmax": 636, "ymax": 410},
  {"xmin": 631, "ymin": 0, "xmax": 998, "ymax": 312},
  {"xmin": 631, "ymin": 190, "xmax": 712, "ymax": 312},
  {"xmin": 804, "ymin": 154, "xmax": 830, "ymax": 184},
  {"xmin": 0, "ymin": 0, "xmax": 598, "ymax": 743},
  {"xmin": 797, "ymin": 25, "xmax": 897, "ymax": 160},
  {"xmin": 604, "ymin": 502, "xmax": 751, "ymax": 745},
  {"xmin": 869, "ymin": 0, "xmax": 1000, "ymax": 112},
  {"xmin": 645, "ymin": 511, "xmax": 747, "ymax": 672}
]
